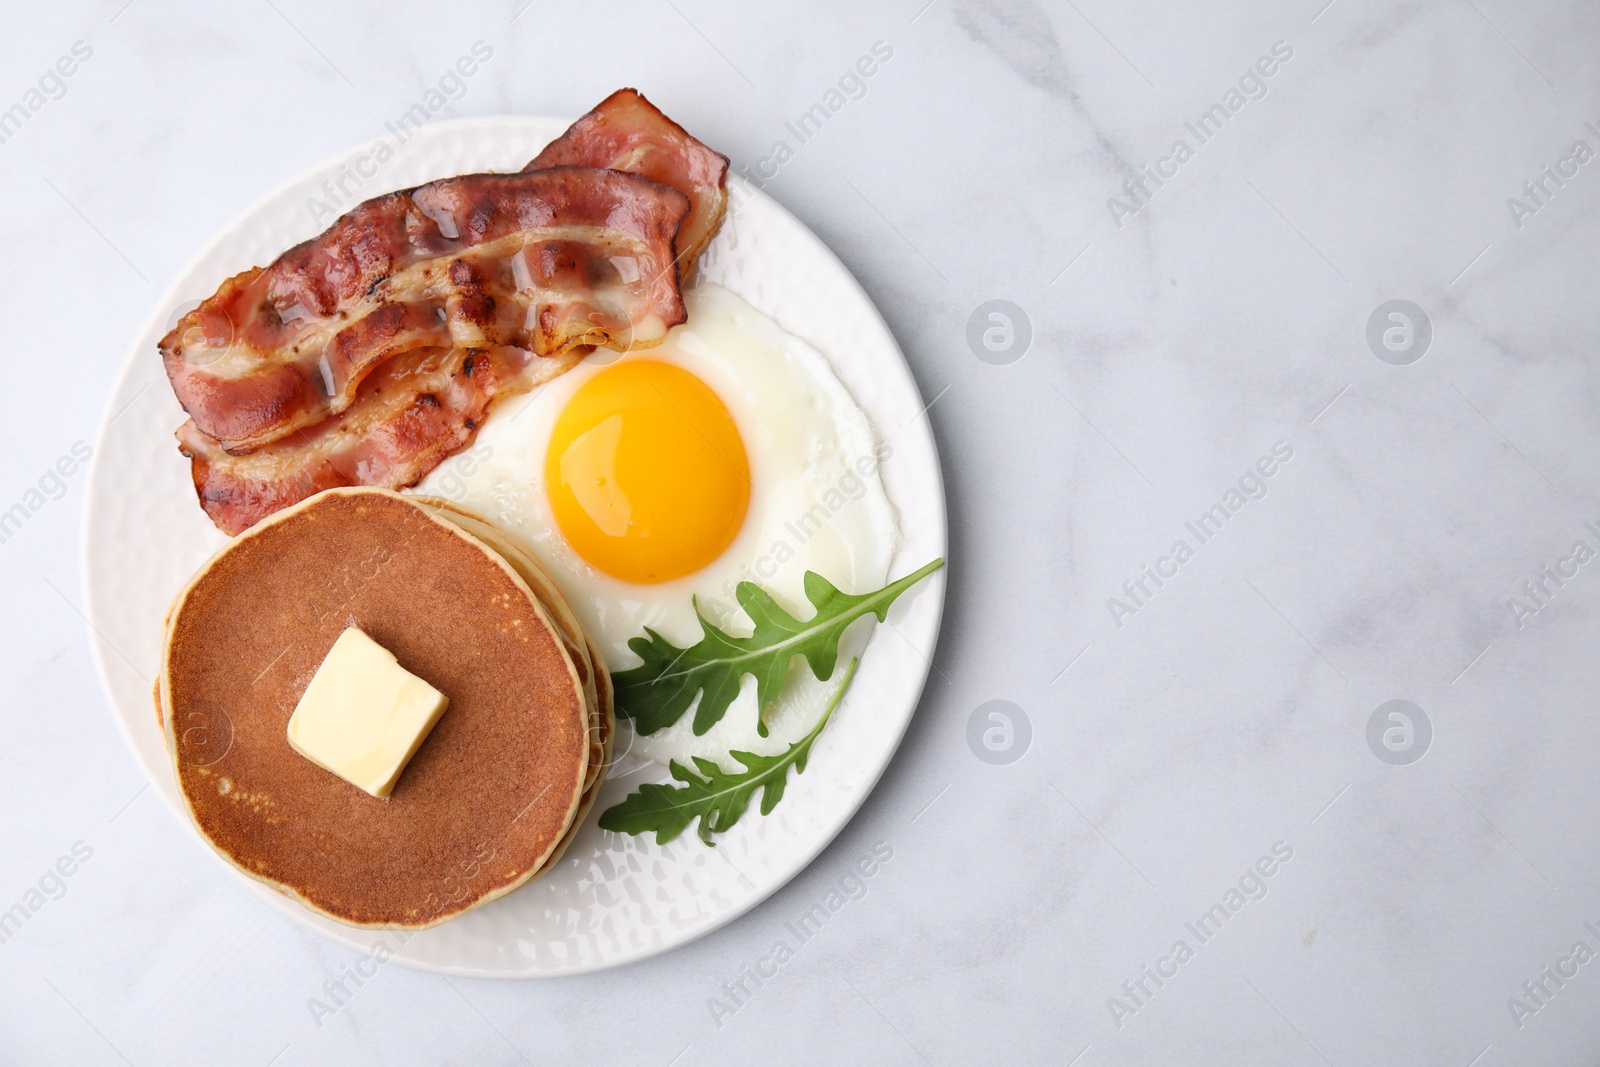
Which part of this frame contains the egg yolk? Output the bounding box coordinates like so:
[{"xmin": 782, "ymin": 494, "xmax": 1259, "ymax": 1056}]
[{"xmin": 545, "ymin": 360, "xmax": 751, "ymax": 584}]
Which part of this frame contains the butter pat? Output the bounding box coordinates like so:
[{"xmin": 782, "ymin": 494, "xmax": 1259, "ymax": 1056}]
[{"xmin": 287, "ymin": 628, "xmax": 449, "ymax": 799}]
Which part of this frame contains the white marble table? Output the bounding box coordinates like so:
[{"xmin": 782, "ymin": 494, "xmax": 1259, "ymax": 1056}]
[{"xmin": 4, "ymin": 1, "xmax": 1598, "ymax": 1063}]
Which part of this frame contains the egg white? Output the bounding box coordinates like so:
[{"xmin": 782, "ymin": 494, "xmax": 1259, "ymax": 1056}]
[{"xmin": 416, "ymin": 283, "xmax": 899, "ymax": 770}]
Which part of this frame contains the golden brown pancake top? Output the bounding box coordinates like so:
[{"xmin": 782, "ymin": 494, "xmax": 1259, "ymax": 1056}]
[{"xmin": 162, "ymin": 489, "xmax": 589, "ymax": 928}]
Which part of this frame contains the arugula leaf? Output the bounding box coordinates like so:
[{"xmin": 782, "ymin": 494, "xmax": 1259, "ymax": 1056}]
[
  {"xmin": 613, "ymin": 558, "xmax": 943, "ymax": 737},
  {"xmin": 599, "ymin": 659, "xmax": 858, "ymax": 845}
]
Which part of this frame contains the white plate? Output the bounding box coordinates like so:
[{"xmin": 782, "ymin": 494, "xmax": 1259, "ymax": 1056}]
[{"xmin": 82, "ymin": 116, "xmax": 946, "ymax": 978}]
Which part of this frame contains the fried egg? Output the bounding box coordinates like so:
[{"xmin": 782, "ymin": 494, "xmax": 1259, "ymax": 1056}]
[{"xmin": 417, "ymin": 283, "xmax": 898, "ymax": 769}]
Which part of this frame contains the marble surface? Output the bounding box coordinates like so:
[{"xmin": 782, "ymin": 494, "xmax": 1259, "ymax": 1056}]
[{"xmin": 3, "ymin": 0, "xmax": 1598, "ymax": 1063}]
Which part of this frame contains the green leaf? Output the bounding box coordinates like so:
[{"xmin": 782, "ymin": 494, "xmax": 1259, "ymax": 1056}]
[
  {"xmin": 613, "ymin": 558, "xmax": 944, "ymax": 737},
  {"xmin": 598, "ymin": 659, "xmax": 859, "ymax": 845}
]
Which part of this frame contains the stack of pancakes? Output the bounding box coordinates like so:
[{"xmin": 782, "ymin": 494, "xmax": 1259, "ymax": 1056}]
[{"xmin": 156, "ymin": 488, "xmax": 612, "ymax": 929}]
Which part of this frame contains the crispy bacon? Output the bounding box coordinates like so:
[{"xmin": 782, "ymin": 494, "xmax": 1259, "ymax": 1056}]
[
  {"xmin": 163, "ymin": 167, "xmax": 689, "ymax": 454},
  {"xmin": 526, "ymin": 89, "xmax": 729, "ymax": 269},
  {"xmin": 179, "ymin": 346, "xmax": 581, "ymax": 535},
  {"xmin": 170, "ymin": 90, "xmax": 734, "ymax": 535}
]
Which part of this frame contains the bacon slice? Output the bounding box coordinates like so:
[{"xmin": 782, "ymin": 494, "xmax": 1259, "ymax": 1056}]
[
  {"xmin": 179, "ymin": 346, "xmax": 581, "ymax": 535},
  {"xmin": 526, "ymin": 89, "xmax": 729, "ymax": 269},
  {"xmin": 171, "ymin": 91, "xmax": 734, "ymax": 535},
  {"xmin": 163, "ymin": 167, "xmax": 690, "ymax": 454}
]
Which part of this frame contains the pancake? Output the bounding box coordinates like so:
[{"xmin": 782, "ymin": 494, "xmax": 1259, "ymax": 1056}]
[
  {"xmin": 412, "ymin": 504, "xmax": 604, "ymax": 743},
  {"xmin": 160, "ymin": 488, "xmax": 595, "ymax": 929},
  {"xmin": 411, "ymin": 495, "xmax": 617, "ymax": 873},
  {"xmin": 538, "ymin": 633, "xmax": 614, "ymax": 871}
]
